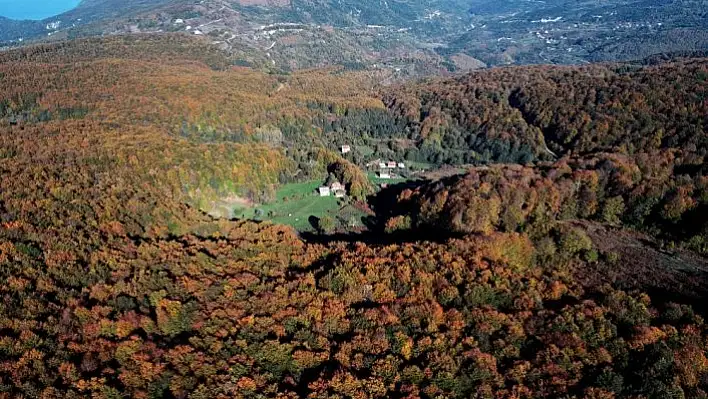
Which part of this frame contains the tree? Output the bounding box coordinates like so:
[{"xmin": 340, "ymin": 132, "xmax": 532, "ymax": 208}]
[{"xmin": 318, "ymin": 215, "xmax": 336, "ymax": 233}]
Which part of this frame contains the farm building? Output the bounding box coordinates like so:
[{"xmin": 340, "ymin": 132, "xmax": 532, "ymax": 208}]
[
  {"xmin": 318, "ymin": 186, "xmax": 331, "ymax": 197},
  {"xmin": 341, "ymin": 145, "xmax": 351, "ymax": 154}
]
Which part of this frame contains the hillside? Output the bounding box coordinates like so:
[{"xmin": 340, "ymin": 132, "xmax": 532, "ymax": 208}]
[
  {"xmin": 2, "ymin": 0, "xmax": 708, "ymax": 75},
  {"xmin": 0, "ymin": 35, "xmax": 707, "ymax": 397},
  {"xmin": 0, "ymin": 0, "xmax": 172, "ymax": 42}
]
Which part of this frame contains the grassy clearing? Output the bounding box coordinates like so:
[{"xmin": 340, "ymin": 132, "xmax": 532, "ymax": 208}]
[
  {"xmin": 235, "ymin": 180, "xmax": 344, "ymax": 231},
  {"xmin": 234, "ymin": 173, "xmax": 419, "ymax": 231},
  {"xmin": 367, "ymin": 171, "xmax": 411, "ymax": 185}
]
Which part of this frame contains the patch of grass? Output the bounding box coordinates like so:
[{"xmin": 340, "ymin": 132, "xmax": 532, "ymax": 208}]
[
  {"xmin": 273, "ymin": 181, "xmax": 322, "ymax": 201},
  {"xmin": 236, "ymin": 180, "xmax": 343, "ymax": 231},
  {"xmin": 367, "ymin": 171, "xmax": 410, "ymax": 186}
]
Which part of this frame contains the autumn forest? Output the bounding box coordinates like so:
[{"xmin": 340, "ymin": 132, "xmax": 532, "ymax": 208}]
[{"xmin": 0, "ymin": 34, "xmax": 707, "ymax": 398}]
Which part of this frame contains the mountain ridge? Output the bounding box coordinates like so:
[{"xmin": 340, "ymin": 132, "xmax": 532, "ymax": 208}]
[{"xmin": 2, "ymin": 0, "xmax": 707, "ymax": 76}]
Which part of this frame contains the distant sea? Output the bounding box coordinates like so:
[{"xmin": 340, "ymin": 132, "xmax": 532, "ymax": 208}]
[{"xmin": 0, "ymin": 0, "xmax": 81, "ymax": 20}]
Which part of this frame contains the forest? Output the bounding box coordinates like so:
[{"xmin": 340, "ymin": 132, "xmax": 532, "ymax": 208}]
[
  {"xmin": 378, "ymin": 58, "xmax": 708, "ymax": 254},
  {"xmin": 0, "ymin": 34, "xmax": 706, "ymax": 398}
]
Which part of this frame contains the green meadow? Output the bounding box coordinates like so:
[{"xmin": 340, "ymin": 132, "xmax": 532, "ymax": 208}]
[{"xmin": 235, "ymin": 181, "xmax": 344, "ymax": 231}]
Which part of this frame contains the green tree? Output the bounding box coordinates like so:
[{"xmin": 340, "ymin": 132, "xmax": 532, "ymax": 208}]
[{"xmin": 318, "ymin": 215, "xmax": 336, "ymax": 233}]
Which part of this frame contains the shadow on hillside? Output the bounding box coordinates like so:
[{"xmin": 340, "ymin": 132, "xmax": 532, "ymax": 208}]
[
  {"xmin": 577, "ymin": 221, "xmax": 708, "ymax": 316},
  {"xmin": 300, "ymin": 178, "xmax": 465, "ymax": 246}
]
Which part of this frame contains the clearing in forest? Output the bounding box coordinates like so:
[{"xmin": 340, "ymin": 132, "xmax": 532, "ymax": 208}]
[{"xmin": 235, "ymin": 181, "xmax": 343, "ymax": 231}]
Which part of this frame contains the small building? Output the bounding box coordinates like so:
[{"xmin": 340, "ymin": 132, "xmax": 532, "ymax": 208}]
[
  {"xmin": 318, "ymin": 186, "xmax": 331, "ymax": 197},
  {"xmin": 334, "ymin": 189, "xmax": 346, "ymax": 198},
  {"xmin": 193, "ymin": 29, "xmax": 204, "ymax": 35},
  {"xmin": 387, "ymin": 161, "xmax": 397, "ymax": 169},
  {"xmin": 379, "ymin": 162, "xmax": 387, "ymax": 169},
  {"xmin": 398, "ymin": 162, "xmax": 406, "ymax": 169},
  {"xmin": 341, "ymin": 145, "xmax": 351, "ymax": 154},
  {"xmin": 174, "ymin": 18, "xmax": 185, "ymax": 24},
  {"xmin": 378, "ymin": 172, "xmax": 391, "ymax": 179},
  {"xmin": 330, "ymin": 182, "xmax": 345, "ymax": 192}
]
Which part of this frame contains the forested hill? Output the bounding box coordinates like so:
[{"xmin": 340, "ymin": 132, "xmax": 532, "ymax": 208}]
[
  {"xmin": 0, "ymin": 35, "xmax": 707, "ymax": 397},
  {"xmin": 379, "ymin": 57, "xmax": 708, "ymax": 253},
  {"xmin": 380, "ymin": 58, "xmax": 708, "ymax": 163}
]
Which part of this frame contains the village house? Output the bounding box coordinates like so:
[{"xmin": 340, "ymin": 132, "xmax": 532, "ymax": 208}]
[
  {"xmin": 387, "ymin": 161, "xmax": 397, "ymax": 169},
  {"xmin": 327, "ymin": 181, "xmax": 346, "ymax": 198},
  {"xmin": 398, "ymin": 162, "xmax": 405, "ymax": 169},
  {"xmin": 378, "ymin": 171, "xmax": 391, "ymax": 179},
  {"xmin": 341, "ymin": 145, "xmax": 351, "ymax": 154},
  {"xmin": 379, "ymin": 162, "xmax": 387, "ymax": 169},
  {"xmin": 318, "ymin": 186, "xmax": 331, "ymax": 197}
]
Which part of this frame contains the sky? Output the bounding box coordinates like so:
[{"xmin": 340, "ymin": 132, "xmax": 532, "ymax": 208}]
[{"xmin": 0, "ymin": 0, "xmax": 81, "ymax": 20}]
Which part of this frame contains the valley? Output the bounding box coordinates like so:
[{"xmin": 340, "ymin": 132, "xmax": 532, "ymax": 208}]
[
  {"xmin": 0, "ymin": 2, "xmax": 707, "ymax": 396},
  {"xmin": 2, "ymin": 0, "xmax": 707, "ymax": 77}
]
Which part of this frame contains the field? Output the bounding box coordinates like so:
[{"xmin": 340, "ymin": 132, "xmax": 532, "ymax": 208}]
[
  {"xmin": 367, "ymin": 171, "xmax": 413, "ymax": 185},
  {"xmin": 235, "ymin": 181, "xmax": 344, "ymax": 231}
]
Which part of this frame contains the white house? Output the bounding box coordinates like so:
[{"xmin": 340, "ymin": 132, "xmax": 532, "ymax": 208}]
[
  {"xmin": 398, "ymin": 162, "xmax": 406, "ymax": 169},
  {"xmin": 318, "ymin": 187, "xmax": 331, "ymax": 197},
  {"xmin": 174, "ymin": 19, "xmax": 185, "ymax": 24},
  {"xmin": 334, "ymin": 189, "xmax": 346, "ymax": 198},
  {"xmin": 378, "ymin": 172, "xmax": 391, "ymax": 179},
  {"xmin": 193, "ymin": 29, "xmax": 204, "ymax": 35},
  {"xmin": 379, "ymin": 162, "xmax": 387, "ymax": 169},
  {"xmin": 341, "ymin": 145, "xmax": 351, "ymax": 154}
]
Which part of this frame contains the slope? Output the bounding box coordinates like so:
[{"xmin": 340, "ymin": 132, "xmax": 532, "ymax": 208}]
[
  {"xmin": 3, "ymin": 0, "xmax": 708, "ymax": 75},
  {"xmin": 0, "ymin": 34, "xmax": 706, "ymax": 398}
]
